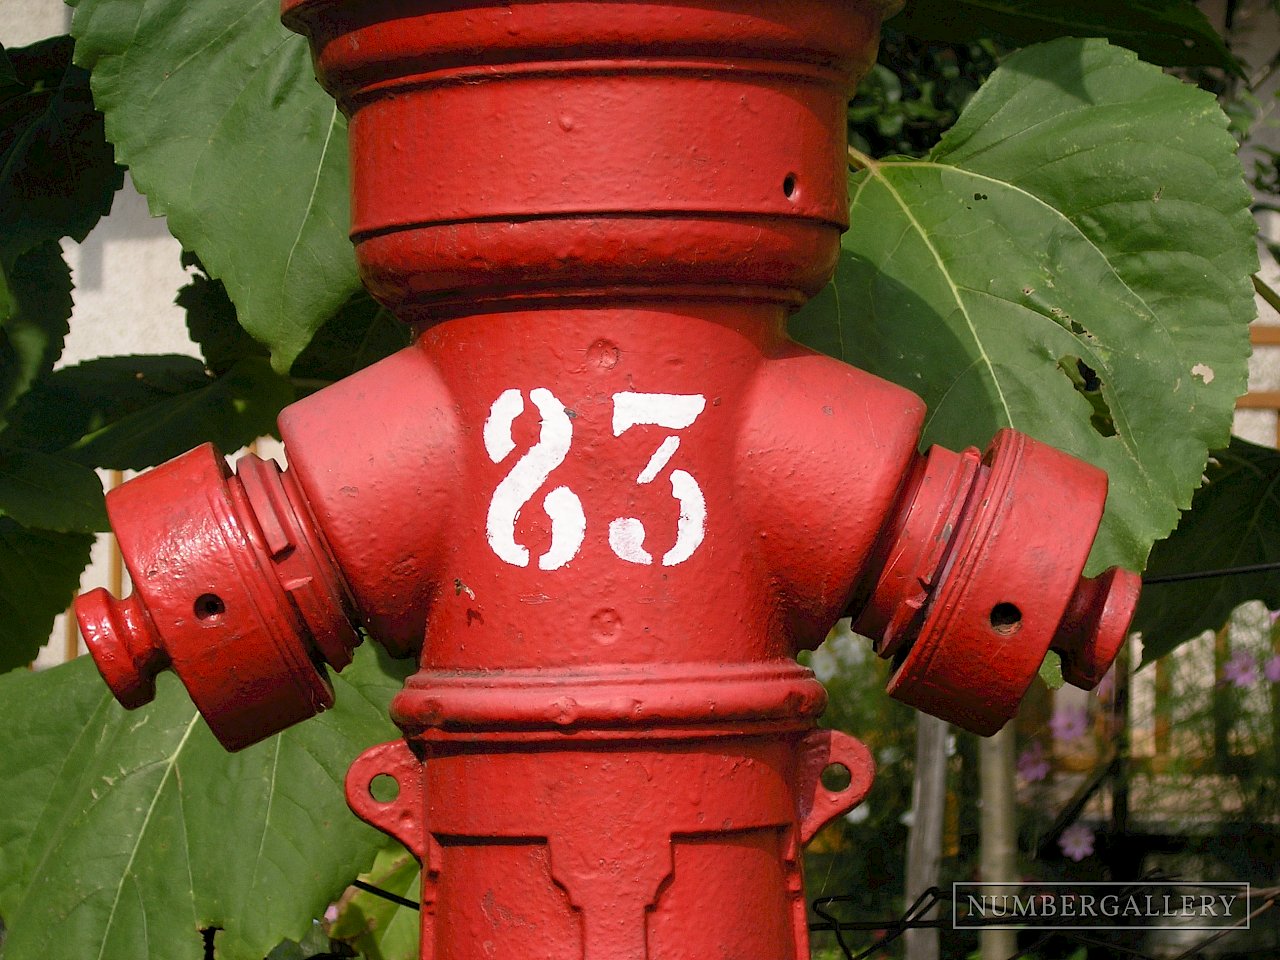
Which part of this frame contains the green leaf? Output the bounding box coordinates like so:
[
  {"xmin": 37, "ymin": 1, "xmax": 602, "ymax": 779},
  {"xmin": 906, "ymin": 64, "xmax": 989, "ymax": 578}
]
[
  {"xmin": 0, "ymin": 518, "xmax": 93, "ymax": 672},
  {"xmin": 0, "ymin": 448, "xmax": 105, "ymax": 533},
  {"xmin": 0, "ymin": 45, "xmax": 23, "ymax": 100},
  {"xmin": 0, "ymin": 645, "xmax": 415, "ymax": 960},
  {"xmin": 0, "ymin": 36, "xmax": 123, "ymax": 256},
  {"xmin": 292, "ymin": 290, "xmax": 411, "ymax": 385},
  {"xmin": 1038, "ymin": 650, "xmax": 1065, "ymax": 690},
  {"xmin": 178, "ymin": 256, "xmax": 409, "ymax": 386},
  {"xmin": 0, "ymin": 243, "xmax": 71, "ymax": 427},
  {"xmin": 6, "ymin": 355, "xmax": 294, "ymax": 470},
  {"xmin": 889, "ymin": 0, "xmax": 1241, "ymax": 75},
  {"xmin": 792, "ymin": 39, "xmax": 1257, "ymax": 574},
  {"xmin": 177, "ymin": 254, "xmax": 269, "ymax": 377},
  {"xmin": 264, "ymin": 923, "xmax": 338, "ymax": 960},
  {"xmin": 1134, "ymin": 438, "xmax": 1280, "ymax": 663},
  {"xmin": 6, "ymin": 354, "xmax": 213, "ymax": 453},
  {"xmin": 70, "ymin": 0, "xmax": 359, "ymax": 372},
  {"xmin": 327, "ymin": 844, "xmax": 420, "ymax": 960},
  {"xmin": 5, "ymin": 358, "xmax": 217, "ymax": 455}
]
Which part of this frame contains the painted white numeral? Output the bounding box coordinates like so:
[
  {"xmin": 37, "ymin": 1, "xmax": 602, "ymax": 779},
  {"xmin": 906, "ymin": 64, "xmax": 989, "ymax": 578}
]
[
  {"xmin": 483, "ymin": 389, "xmax": 707, "ymax": 570},
  {"xmin": 484, "ymin": 387, "xmax": 586, "ymax": 571},
  {"xmin": 608, "ymin": 392, "xmax": 706, "ymax": 567}
]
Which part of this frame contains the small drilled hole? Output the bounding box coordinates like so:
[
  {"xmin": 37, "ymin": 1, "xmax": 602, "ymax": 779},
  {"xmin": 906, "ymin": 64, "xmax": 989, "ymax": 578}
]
[
  {"xmin": 820, "ymin": 762, "xmax": 852, "ymax": 792},
  {"xmin": 989, "ymin": 602, "xmax": 1023, "ymax": 636},
  {"xmin": 782, "ymin": 173, "xmax": 797, "ymax": 198},
  {"xmin": 370, "ymin": 773, "xmax": 399, "ymax": 803},
  {"xmin": 194, "ymin": 594, "xmax": 225, "ymax": 620}
]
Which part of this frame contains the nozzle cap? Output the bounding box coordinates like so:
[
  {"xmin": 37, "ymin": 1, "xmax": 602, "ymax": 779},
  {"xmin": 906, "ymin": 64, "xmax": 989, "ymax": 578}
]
[
  {"xmin": 75, "ymin": 589, "xmax": 166, "ymax": 710},
  {"xmin": 1053, "ymin": 567, "xmax": 1142, "ymax": 690}
]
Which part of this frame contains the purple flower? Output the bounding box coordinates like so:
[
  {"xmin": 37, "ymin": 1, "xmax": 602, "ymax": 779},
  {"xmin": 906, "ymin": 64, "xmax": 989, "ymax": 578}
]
[
  {"xmin": 1265, "ymin": 654, "xmax": 1280, "ymax": 684},
  {"xmin": 1049, "ymin": 705, "xmax": 1089, "ymax": 742},
  {"xmin": 1222, "ymin": 649, "xmax": 1258, "ymax": 688},
  {"xmin": 1017, "ymin": 742, "xmax": 1050, "ymax": 783},
  {"xmin": 1058, "ymin": 823, "xmax": 1095, "ymax": 862}
]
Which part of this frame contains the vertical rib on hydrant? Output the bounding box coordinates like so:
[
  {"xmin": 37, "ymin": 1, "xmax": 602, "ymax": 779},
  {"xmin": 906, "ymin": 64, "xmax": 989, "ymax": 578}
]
[{"xmin": 73, "ymin": 3, "xmax": 1141, "ymax": 957}]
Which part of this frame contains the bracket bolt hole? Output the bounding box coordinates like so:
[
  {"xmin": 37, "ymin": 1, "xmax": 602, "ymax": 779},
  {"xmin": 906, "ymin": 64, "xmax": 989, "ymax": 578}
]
[
  {"xmin": 782, "ymin": 173, "xmax": 798, "ymax": 199},
  {"xmin": 369, "ymin": 773, "xmax": 400, "ymax": 804},
  {"xmin": 989, "ymin": 602, "xmax": 1023, "ymax": 636},
  {"xmin": 194, "ymin": 594, "xmax": 225, "ymax": 621},
  {"xmin": 820, "ymin": 762, "xmax": 852, "ymax": 793}
]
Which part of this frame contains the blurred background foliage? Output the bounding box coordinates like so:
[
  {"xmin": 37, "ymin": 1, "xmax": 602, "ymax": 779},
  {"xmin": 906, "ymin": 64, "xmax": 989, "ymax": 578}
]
[{"xmin": 807, "ymin": 3, "xmax": 1280, "ymax": 956}]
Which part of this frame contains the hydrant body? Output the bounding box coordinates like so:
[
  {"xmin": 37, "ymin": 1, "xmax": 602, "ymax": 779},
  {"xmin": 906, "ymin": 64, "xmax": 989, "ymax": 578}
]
[
  {"xmin": 286, "ymin": 302, "xmax": 905, "ymax": 959},
  {"xmin": 74, "ymin": 3, "xmax": 1140, "ymax": 958}
]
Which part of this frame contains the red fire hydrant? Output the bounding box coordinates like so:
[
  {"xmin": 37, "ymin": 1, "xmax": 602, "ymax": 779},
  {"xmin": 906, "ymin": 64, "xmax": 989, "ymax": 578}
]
[{"xmin": 74, "ymin": 2, "xmax": 1141, "ymax": 957}]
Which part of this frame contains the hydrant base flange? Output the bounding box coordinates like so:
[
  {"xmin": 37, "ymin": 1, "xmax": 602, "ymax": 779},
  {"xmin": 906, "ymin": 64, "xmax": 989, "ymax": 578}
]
[{"xmin": 347, "ymin": 727, "xmax": 874, "ymax": 960}]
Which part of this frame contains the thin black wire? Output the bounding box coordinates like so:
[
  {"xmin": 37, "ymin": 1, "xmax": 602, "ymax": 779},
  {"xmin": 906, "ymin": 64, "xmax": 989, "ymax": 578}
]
[
  {"xmin": 352, "ymin": 879, "xmax": 419, "ymax": 910},
  {"xmin": 1143, "ymin": 559, "xmax": 1280, "ymax": 585},
  {"xmin": 812, "ymin": 886, "xmax": 946, "ymax": 960}
]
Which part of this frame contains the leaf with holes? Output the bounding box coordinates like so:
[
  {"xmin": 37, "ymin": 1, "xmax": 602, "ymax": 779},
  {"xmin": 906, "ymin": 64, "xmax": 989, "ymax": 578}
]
[
  {"xmin": 1134, "ymin": 438, "xmax": 1280, "ymax": 663},
  {"xmin": 792, "ymin": 38, "xmax": 1256, "ymax": 574},
  {"xmin": 888, "ymin": 0, "xmax": 1240, "ymax": 74},
  {"xmin": 0, "ymin": 645, "xmax": 414, "ymax": 960},
  {"xmin": 69, "ymin": 0, "xmax": 358, "ymax": 372}
]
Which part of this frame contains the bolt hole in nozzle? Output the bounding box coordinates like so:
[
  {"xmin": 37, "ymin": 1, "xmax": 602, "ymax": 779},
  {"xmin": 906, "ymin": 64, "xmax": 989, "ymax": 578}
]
[
  {"xmin": 369, "ymin": 773, "xmax": 400, "ymax": 803},
  {"xmin": 820, "ymin": 762, "xmax": 852, "ymax": 792},
  {"xmin": 782, "ymin": 172, "xmax": 797, "ymax": 198},
  {"xmin": 988, "ymin": 602, "xmax": 1022, "ymax": 636},
  {"xmin": 193, "ymin": 593, "xmax": 226, "ymax": 621}
]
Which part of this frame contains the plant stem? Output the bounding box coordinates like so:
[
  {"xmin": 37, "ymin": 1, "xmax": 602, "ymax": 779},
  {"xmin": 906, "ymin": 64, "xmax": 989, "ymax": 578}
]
[
  {"xmin": 847, "ymin": 145, "xmax": 878, "ymax": 172},
  {"xmin": 1253, "ymin": 273, "xmax": 1280, "ymax": 315}
]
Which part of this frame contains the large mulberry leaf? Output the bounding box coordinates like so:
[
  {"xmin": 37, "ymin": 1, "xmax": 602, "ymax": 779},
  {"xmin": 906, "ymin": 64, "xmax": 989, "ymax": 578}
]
[{"xmin": 793, "ymin": 38, "xmax": 1256, "ymax": 573}]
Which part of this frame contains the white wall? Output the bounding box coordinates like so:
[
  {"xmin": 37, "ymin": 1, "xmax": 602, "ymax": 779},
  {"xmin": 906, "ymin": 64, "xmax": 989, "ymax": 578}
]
[{"xmin": 1, "ymin": 0, "xmax": 66, "ymax": 46}]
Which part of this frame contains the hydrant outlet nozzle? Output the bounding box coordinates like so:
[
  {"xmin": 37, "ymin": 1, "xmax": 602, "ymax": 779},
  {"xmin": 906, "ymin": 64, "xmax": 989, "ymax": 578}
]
[
  {"xmin": 854, "ymin": 428, "xmax": 1140, "ymax": 734},
  {"xmin": 73, "ymin": 443, "xmax": 363, "ymax": 750}
]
